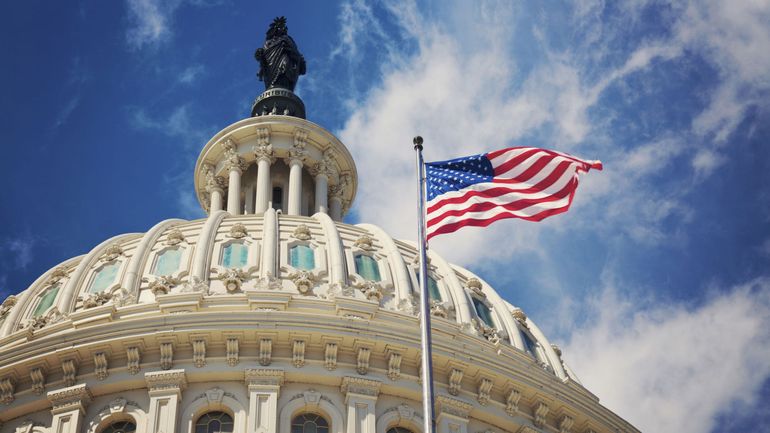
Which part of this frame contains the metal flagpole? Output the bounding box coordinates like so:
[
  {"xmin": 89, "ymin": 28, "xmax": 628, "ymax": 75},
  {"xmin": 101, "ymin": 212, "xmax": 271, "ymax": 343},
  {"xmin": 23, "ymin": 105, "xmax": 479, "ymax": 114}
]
[{"xmin": 414, "ymin": 136, "xmax": 437, "ymax": 433}]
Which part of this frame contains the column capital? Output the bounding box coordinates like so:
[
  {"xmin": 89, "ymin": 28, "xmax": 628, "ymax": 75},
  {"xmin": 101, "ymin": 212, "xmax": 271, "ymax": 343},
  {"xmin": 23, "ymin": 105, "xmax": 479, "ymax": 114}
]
[
  {"xmin": 244, "ymin": 368, "xmax": 285, "ymax": 388},
  {"xmin": 284, "ymin": 149, "xmax": 306, "ymax": 167},
  {"xmin": 254, "ymin": 143, "xmax": 275, "ymax": 163},
  {"xmin": 145, "ymin": 369, "xmax": 187, "ymax": 393},
  {"xmin": 329, "ymin": 172, "xmax": 351, "ymax": 199},
  {"xmin": 47, "ymin": 383, "xmax": 92, "ymax": 415},
  {"xmin": 202, "ymin": 164, "xmax": 226, "ymax": 193},
  {"xmin": 340, "ymin": 376, "xmax": 381, "ymax": 399},
  {"xmin": 436, "ymin": 395, "xmax": 472, "ymax": 420}
]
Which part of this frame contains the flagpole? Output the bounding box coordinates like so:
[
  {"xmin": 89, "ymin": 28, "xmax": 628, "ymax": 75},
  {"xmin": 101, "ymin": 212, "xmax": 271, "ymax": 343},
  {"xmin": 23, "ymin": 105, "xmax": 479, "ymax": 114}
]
[{"xmin": 414, "ymin": 136, "xmax": 437, "ymax": 433}]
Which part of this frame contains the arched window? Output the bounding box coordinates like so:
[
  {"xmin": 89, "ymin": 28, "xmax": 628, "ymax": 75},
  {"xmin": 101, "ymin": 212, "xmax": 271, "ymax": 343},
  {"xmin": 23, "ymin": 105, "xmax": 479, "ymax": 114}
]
[
  {"xmin": 387, "ymin": 428, "xmax": 415, "ymax": 433},
  {"xmin": 89, "ymin": 262, "xmax": 120, "ymax": 293},
  {"xmin": 290, "ymin": 245, "xmax": 315, "ymax": 270},
  {"xmin": 221, "ymin": 243, "xmax": 249, "ymax": 268},
  {"xmin": 416, "ymin": 272, "xmax": 442, "ymax": 301},
  {"xmin": 33, "ymin": 284, "xmax": 60, "ymax": 317},
  {"xmin": 354, "ymin": 255, "xmax": 381, "ymax": 281},
  {"xmin": 101, "ymin": 421, "xmax": 136, "ymax": 433},
  {"xmin": 153, "ymin": 248, "xmax": 183, "ymax": 276},
  {"xmin": 472, "ymin": 297, "xmax": 494, "ymax": 328},
  {"xmin": 195, "ymin": 411, "xmax": 234, "ymax": 433},
  {"xmin": 291, "ymin": 413, "xmax": 329, "ymax": 433}
]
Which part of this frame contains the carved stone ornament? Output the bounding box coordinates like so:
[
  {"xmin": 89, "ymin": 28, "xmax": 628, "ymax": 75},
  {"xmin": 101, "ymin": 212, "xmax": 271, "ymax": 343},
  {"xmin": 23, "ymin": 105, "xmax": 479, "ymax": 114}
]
[
  {"xmin": 312, "ymin": 149, "xmax": 337, "ymax": 179},
  {"xmin": 79, "ymin": 291, "xmax": 112, "ymax": 309},
  {"xmin": 292, "ymin": 340, "xmax": 306, "ymax": 368},
  {"xmin": 0, "ymin": 295, "xmax": 17, "ymax": 320},
  {"xmin": 340, "ymin": 376, "xmax": 381, "ymax": 397},
  {"xmin": 259, "ymin": 338, "xmax": 273, "ymax": 366},
  {"xmin": 228, "ymin": 223, "xmax": 248, "ymax": 238},
  {"xmin": 551, "ymin": 343, "xmax": 563, "ymax": 358},
  {"xmin": 387, "ymin": 352, "xmax": 402, "ymax": 381},
  {"xmin": 193, "ymin": 340, "xmax": 206, "ymax": 368},
  {"xmin": 202, "ymin": 163, "xmax": 226, "ymax": 193},
  {"xmin": 0, "ymin": 376, "xmax": 16, "ymax": 405},
  {"xmin": 329, "ymin": 173, "xmax": 351, "ymax": 199},
  {"xmin": 466, "ymin": 277, "xmax": 485, "ymax": 297},
  {"xmin": 126, "ymin": 347, "xmax": 141, "ymax": 375},
  {"xmin": 397, "ymin": 403, "xmax": 415, "ymax": 419},
  {"xmin": 109, "ymin": 397, "xmax": 127, "ymax": 414},
  {"xmin": 559, "ymin": 415, "xmax": 575, "ymax": 433},
  {"xmin": 287, "ymin": 270, "xmax": 315, "ymax": 295},
  {"xmin": 325, "ymin": 283, "xmax": 355, "ymax": 300},
  {"xmin": 218, "ymin": 268, "xmax": 250, "ymax": 293},
  {"xmin": 292, "ymin": 224, "xmax": 312, "ymax": 240},
  {"xmin": 534, "ymin": 401, "xmax": 549, "ymax": 428},
  {"xmin": 49, "ymin": 266, "xmax": 69, "ymax": 283},
  {"xmin": 245, "ymin": 368, "xmax": 285, "ymax": 387},
  {"xmin": 101, "ymin": 244, "xmax": 123, "ymax": 262},
  {"xmin": 436, "ymin": 395, "xmax": 472, "ymax": 419},
  {"xmin": 165, "ymin": 228, "xmax": 185, "ymax": 245},
  {"xmin": 30, "ymin": 367, "xmax": 45, "ymax": 395},
  {"xmin": 356, "ymin": 347, "xmax": 371, "ymax": 375},
  {"xmin": 397, "ymin": 297, "xmax": 418, "ymax": 316},
  {"xmin": 324, "ymin": 342, "xmax": 338, "ymax": 370},
  {"xmin": 511, "ymin": 307, "xmax": 527, "ymax": 324},
  {"xmin": 21, "ymin": 307, "xmax": 64, "ymax": 330},
  {"xmin": 144, "ymin": 369, "xmax": 187, "ymax": 391},
  {"xmin": 430, "ymin": 299, "xmax": 452, "ymax": 318},
  {"xmin": 146, "ymin": 275, "xmax": 181, "ymax": 296},
  {"xmin": 112, "ymin": 287, "xmax": 137, "ymax": 306},
  {"xmin": 354, "ymin": 280, "xmax": 385, "ymax": 302},
  {"xmin": 477, "ymin": 377, "xmax": 493, "ymax": 405},
  {"xmin": 353, "ymin": 235, "xmax": 374, "ymax": 251},
  {"xmin": 472, "ymin": 318, "xmax": 501, "ymax": 345},
  {"xmin": 255, "ymin": 271, "xmax": 282, "ymax": 291},
  {"xmin": 448, "ymin": 368, "xmax": 464, "ymax": 396},
  {"xmin": 505, "ymin": 388, "xmax": 521, "ymax": 416}
]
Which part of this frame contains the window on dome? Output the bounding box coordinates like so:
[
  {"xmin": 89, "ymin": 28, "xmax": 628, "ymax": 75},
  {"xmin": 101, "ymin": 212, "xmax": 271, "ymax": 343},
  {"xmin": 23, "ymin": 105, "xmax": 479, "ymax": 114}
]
[
  {"xmin": 291, "ymin": 413, "xmax": 329, "ymax": 433},
  {"xmin": 354, "ymin": 255, "xmax": 381, "ymax": 281},
  {"xmin": 522, "ymin": 330, "xmax": 539, "ymax": 358},
  {"xmin": 101, "ymin": 420, "xmax": 136, "ymax": 433},
  {"xmin": 272, "ymin": 187, "xmax": 283, "ymax": 211},
  {"xmin": 415, "ymin": 272, "xmax": 442, "ymax": 301},
  {"xmin": 472, "ymin": 297, "xmax": 494, "ymax": 328},
  {"xmin": 88, "ymin": 263, "xmax": 120, "ymax": 293},
  {"xmin": 153, "ymin": 248, "xmax": 183, "ymax": 276},
  {"xmin": 33, "ymin": 285, "xmax": 60, "ymax": 317},
  {"xmin": 221, "ymin": 243, "xmax": 249, "ymax": 268},
  {"xmin": 290, "ymin": 245, "xmax": 315, "ymax": 270},
  {"xmin": 195, "ymin": 411, "xmax": 234, "ymax": 433},
  {"xmin": 387, "ymin": 428, "xmax": 415, "ymax": 433}
]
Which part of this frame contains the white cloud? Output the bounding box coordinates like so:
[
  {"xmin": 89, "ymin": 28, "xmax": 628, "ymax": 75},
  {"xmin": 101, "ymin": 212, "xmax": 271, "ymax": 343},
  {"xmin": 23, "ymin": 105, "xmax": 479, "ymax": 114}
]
[
  {"xmin": 125, "ymin": 0, "xmax": 177, "ymax": 49},
  {"xmin": 3, "ymin": 237, "xmax": 36, "ymax": 270},
  {"xmin": 562, "ymin": 277, "xmax": 770, "ymax": 433},
  {"xmin": 178, "ymin": 64, "xmax": 206, "ymax": 84}
]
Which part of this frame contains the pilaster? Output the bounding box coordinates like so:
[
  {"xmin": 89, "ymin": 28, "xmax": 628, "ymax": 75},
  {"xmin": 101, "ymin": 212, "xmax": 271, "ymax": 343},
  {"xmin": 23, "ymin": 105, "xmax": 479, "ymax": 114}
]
[
  {"xmin": 145, "ymin": 369, "xmax": 187, "ymax": 433},
  {"xmin": 47, "ymin": 383, "xmax": 92, "ymax": 433},
  {"xmin": 341, "ymin": 377, "xmax": 381, "ymax": 433},
  {"xmin": 245, "ymin": 369, "xmax": 284, "ymax": 433}
]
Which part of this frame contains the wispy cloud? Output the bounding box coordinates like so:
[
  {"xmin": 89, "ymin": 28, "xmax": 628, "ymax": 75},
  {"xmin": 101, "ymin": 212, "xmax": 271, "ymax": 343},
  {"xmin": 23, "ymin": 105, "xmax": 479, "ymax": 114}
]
[
  {"xmin": 178, "ymin": 64, "xmax": 206, "ymax": 84},
  {"xmin": 125, "ymin": 0, "xmax": 181, "ymax": 50},
  {"xmin": 562, "ymin": 277, "xmax": 770, "ymax": 433}
]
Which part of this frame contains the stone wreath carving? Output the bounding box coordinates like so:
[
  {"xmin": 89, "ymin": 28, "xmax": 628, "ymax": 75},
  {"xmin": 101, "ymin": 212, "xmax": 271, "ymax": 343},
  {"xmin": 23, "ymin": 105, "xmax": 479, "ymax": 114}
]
[
  {"xmin": 288, "ymin": 270, "xmax": 316, "ymax": 295},
  {"xmin": 145, "ymin": 275, "xmax": 182, "ymax": 296},
  {"xmin": 292, "ymin": 224, "xmax": 312, "ymax": 240},
  {"xmin": 218, "ymin": 268, "xmax": 250, "ymax": 293},
  {"xmin": 79, "ymin": 291, "xmax": 112, "ymax": 309}
]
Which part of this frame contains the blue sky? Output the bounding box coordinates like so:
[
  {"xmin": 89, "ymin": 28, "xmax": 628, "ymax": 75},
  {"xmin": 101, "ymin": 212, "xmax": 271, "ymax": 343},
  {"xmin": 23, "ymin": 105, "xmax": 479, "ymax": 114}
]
[{"xmin": 1, "ymin": 1, "xmax": 770, "ymax": 432}]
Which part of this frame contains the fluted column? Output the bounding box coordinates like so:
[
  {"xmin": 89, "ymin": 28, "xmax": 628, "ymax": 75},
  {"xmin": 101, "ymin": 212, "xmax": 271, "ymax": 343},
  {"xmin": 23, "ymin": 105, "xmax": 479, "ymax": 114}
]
[
  {"xmin": 312, "ymin": 151, "xmax": 335, "ymax": 214},
  {"xmin": 341, "ymin": 377, "xmax": 381, "ymax": 433},
  {"xmin": 286, "ymin": 155, "xmax": 303, "ymax": 215},
  {"xmin": 227, "ymin": 165, "xmax": 243, "ymax": 215},
  {"xmin": 145, "ymin": 369, "xmax": 187, "ymax": 433},
  {"xmin": 329, "ymin": 172, "xmax": 350, "ymax": 221},
  {"xmin": 245, "ymin": 369, "xmax": 284, "ymax": 433},
  {"xmin": 202, "ymin": 163, "xmax": 225, "ymax": 213},
  {"xmin": 254, "ymin": 127, "xmax": 273, "ymax": 214},
  {"xmin": 47, "ymin": 384, "xmax": 92, "ymax": 433}
]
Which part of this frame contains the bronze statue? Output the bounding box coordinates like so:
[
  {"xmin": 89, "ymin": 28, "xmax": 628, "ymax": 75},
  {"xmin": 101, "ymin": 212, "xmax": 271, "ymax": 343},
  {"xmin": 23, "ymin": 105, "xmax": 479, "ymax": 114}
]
[{"xmin": 255, "ymin": 17, "xmax": 306, "ymax": 91}]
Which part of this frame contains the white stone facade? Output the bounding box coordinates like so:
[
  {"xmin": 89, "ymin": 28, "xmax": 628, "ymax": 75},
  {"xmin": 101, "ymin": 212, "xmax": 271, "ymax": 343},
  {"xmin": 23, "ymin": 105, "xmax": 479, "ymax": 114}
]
[{"xmin": 0, "ymin": 115, "xmax": 639, "ymax": 433}]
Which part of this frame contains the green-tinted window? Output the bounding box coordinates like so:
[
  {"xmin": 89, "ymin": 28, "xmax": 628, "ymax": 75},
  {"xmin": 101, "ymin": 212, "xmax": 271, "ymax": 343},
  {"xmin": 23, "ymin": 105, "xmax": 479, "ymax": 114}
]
[
  {"xmin": 416, "ymin": 272, "xmax": 442, "ymax": 301},
  {"xmin": 222, "ymin": 243, "xmax": 249, "ymax": 268},
  {"xmin": 153, "ymin": 248, "xmax": 183, "ymax": 276},
  {"xmin": 354, "ymin": 255, "xmax": 381, "ymax": 281},
  {"xmin": 290, "ymin": 245, "xmax": 315, "ymax": 270},
  {"xmin": 195, "ymin": 411, "xmax": 233, "ymax": 433},
  {"xmin": 33, "ymin": 285, "xmax": 60, "ymax": 317},
  {"xmin": 88, "ymin": 263, "xmax": 120, "ymax": 293},
  {"xmin": 472, "ymin": 297, "xmax": 494, "ymax": 328}
]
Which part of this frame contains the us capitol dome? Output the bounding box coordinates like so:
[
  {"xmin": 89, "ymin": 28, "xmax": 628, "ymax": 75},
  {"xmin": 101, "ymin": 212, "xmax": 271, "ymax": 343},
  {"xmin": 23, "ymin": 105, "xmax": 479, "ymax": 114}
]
[{"xmin": 0, "ymin": 17, "xmax": 638, "ymax": 433}]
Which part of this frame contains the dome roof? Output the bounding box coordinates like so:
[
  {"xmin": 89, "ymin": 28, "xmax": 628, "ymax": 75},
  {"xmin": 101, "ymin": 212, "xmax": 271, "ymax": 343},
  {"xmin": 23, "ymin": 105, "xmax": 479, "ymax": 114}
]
[{"xmin": 0, "ymin": 211, "xmax": 576, "ymax": 382}]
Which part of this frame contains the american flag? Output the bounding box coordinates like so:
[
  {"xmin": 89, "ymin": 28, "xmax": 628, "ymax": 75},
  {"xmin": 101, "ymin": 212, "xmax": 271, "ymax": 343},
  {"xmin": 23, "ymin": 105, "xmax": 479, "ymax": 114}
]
[{"xmin": 425, "ymin": 147, "xmax": 602, "ymax": 240}]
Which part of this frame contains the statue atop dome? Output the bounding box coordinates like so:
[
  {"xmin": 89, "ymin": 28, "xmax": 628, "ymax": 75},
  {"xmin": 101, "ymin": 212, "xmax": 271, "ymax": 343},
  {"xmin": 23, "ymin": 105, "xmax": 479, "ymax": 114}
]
[
  {"xmin": 251, "ymin": 17, "xmax": 307, "ymax": 118},
  {"xmin": 255, "ymin": 17, "xmax": 306, "ymax": 91}
]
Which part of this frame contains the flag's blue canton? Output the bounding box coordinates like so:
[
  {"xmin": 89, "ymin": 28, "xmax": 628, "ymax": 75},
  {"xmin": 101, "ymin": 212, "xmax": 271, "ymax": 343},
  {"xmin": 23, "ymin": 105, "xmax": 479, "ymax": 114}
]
[{"xmin": 425, "ymin": 153, "xmax": 494, "ymax": 201}]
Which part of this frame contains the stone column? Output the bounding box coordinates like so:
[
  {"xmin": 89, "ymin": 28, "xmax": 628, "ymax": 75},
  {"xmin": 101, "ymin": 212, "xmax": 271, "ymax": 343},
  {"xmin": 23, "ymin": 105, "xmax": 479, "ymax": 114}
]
[
  {"xmin": 435, "ymin": 395, "xmax": 471, "ymax": 433},
  {"xmin": 227, "ymin": 163, "xmax": 244, "ymax": 215},
  {"xmin": 202, "ymin": 164, "xmax": 225, "ymax": 213},
  {"xmin": 254, "ymin": 128, "xmax": 273, "ymax": 214},
  {"xmin": 145, "ymin": 369, "xmax": 187, "ymax": 433},
  {"xmin": 341, "ymin": 377, "xmax": 381, "ymax": 433},
  {"xmin": 286, "ymin": 155, "xmax": 303, "ymax": 215},
  {"xmin": 244, "ymin": 184, "xmax": 255, "ymax": 214},
  {"xmin": 244, "ymin": 369, "xmax": 284, "ymax": 433},
  {"xmin": 47, "ymin": 384, "xmax": 92, "ymax": 433},
  {"xmin": 315, "ymin": 172, "xmax": 329, "ymax": 214},
  {"xmin": 329, "ymin": 173, "xmax": 349, "ymax": 222}
]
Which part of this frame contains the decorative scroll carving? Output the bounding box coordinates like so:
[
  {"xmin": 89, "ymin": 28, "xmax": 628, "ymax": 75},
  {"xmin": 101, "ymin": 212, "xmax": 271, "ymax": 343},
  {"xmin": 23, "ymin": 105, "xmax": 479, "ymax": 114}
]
[
  {"xmin": 324, "ymin": 343, "xmax": 338, "ymax": 370},
  {"xmin": 101, "ymin": 244, "xmax": 123, "ymax": 262},
  {"xmin": 292, "ymin": 224, "xmax": 312, "ymax": 240},
  {"xmin": 448, "ymin": 368, "xmax": 464, "ymax": 396},
  {"xmin": 94, "ymin": 352, "xmax": 109, "ymax": 380},
  {"xmin": 340, "ymin": 376, "xmax": 381, "ymax": 397},
  {"xmin": 48, "ymin": 383, "xmax": 92, "ymax": 412},
  {"xmin": 259, "ymin": 338, "xmax": 272, "ymax": 366},
  {"xmin": 311, "ymin": 149, "xmax": 337, "ymax": 179},
  {"xmin": 329, "ymin": 173, "xmax": 351, "ymax": 199},
  {"xmin": 159, "ymin": 342, "xmax": 174, "ymax": 370},
  {"xmin": 0, "ymin": 377, "xmax": 15, "ymax": 404},
  {"xmin": 292, "ymin": 340, "xmax": 305, "ymax": 368},
  {"xmin": 253, "ymin": 130, "xmax": 275, "ymax": 162},
  {"xmin": 559, "ymin": 415, "xmax": 574, "ymax": 433},
  {"xmin": 288, "ymin": 270, "xmax": 316, "ymax": 295},
  {"xmin": 126, "ymin": 347, "xmax": 141, "ymax": 375},
  {"xmin": 219, "ymin": 268, "xmax": 249, "ymax": 293},
  {"xmin": 534, "ymin": 402, "xmax": 549, "ymax": 428},
  {"xmin": 146, "ymin": 275, "xmax": 181, "ymax": 296},
  {"xmin": 387, "ymin": 352, "xmax": 402, "ymax": 381},
  {"xmin": 354, "ymin": 235, "xmax": 374, "ymax": 251},
  {"xmin": 226, "ymin": 337, "xmax": 240, "ymax": 366},
  {"xmin": 466, "ymin": 277, "xmax": 485, "ymax": 297},
  {"xmin": 193, "ymin": 339, "xmax": 206, "ymax": 368},
  {"xmin": 0, "ymin": 295, "xmax": 17, "ymax": 320},
  {"xmin": 79, "ymin": 291, "xmax": 112, "ymax": 309},
  {"xmin": 505, "ymin": 388, "xmax": 521, "ymax": 416},
  {"xmin": 30, "ymin": 367, "xmax": 45, "ymax": 395},
  {"xmin": 477, "ymin": 378, "xmax": 493, "ymax": 405},
  {"xmin": 62, "ymin": 359, "xmax": 78, "ymax": 387},
  {"xmin": 356, "ymin": 347, "xmax": 371, "ymax": 375},
  {"xmin": 202, "ymin": 163, "xmax": 226, "ymax": 193},
  {"xmin": 228, "ymin": 223, "xmax": 248, "ymax": 239},
  {"xmin": 222, "ymin": 137, "xmax": 247, "ymax": 173},
  {"xmin": 165, "ymin": 228, "xmax": 185, "ymax": 245},
  {"xmin": 354, "ymin": 280, "xmax": 385, "ymax": 302}
]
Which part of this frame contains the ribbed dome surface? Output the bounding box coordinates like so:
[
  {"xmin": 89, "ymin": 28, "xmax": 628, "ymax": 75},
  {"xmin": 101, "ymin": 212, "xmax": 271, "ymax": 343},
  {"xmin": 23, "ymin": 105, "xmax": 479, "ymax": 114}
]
[{"xmin": 0, "ymin": 211, "xmax": 576, "ymax": 383}]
